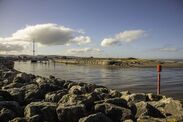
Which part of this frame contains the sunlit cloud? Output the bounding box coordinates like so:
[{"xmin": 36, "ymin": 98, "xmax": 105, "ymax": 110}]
[
  {"xmin": 68, "ymin": 47, "xmax": 101, "ymax": 54},
  {"xmin": 0, "ymin": 23, "xmax": 91, "ymax": 53},
  {"xmin": 101, "ymin": 29, "xmax": 145, "ymax": 47},
  {"xmin": 159, "ymin": 47, "xmax": 178, "ymax": 52}
]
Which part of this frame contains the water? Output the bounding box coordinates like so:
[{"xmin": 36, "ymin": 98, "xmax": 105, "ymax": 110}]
[{"xmin": 14, "ymin": 61, "xmax": 183, "ymax": 99}]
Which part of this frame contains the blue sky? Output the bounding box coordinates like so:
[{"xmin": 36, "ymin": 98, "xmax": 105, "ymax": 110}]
[{"xmin": 0, "ymin": 0, "xmax": 183, "ymax": 58}]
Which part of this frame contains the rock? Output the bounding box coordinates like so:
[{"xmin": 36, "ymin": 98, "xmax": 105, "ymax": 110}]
[
  {"xmin": 45, "ymin": 89, "xmax": 67, "ymax": 102},
  {"xmin": 6, "ymin": 88, "xmax": 25, "ymax": 104},
  {"xmin": 79, "ymin": 112, "xmax": 113, "ymax": 122},
  {"xmin": 0, "ymin": 90, "xmax": 13, "ymax": 101},
  {"xmin": 135, "ymin": 101, "xmax": 165, "ymax": 119},
  {"xmin": 109, "ymin": 90, "xmax": 121, "ymax": 98},
  {"xmin": 78, "ymin": 82, "xmax": 96, "ymax": 93},
  {"xmin": 95, "ymin": 103, "xmax": 133, "ymax": 121},
  {"xmin": 13, "ymin": 73, "xmax": 35, "ymax": 83},
  {"xmin": 123, "ymin": 119, "xmax": 134, "ymax": 122},
  {"xmin": 2, "ymin": 82, "xmax": 24, "ymax": 89},
  {"xmin": 2, "ymin": 71, "xmax": 16, "ymax": 82},
  {"xmin": 24, "ymin": 102, "xmax": 58, "ymax": 122},
  {"xmin": 147, "ymin": 93, "xmax": 164, "ymax": 101},
  {"xmin": 49, "ymin": 75, "xmax": 55, "ymax": 79},
  {"xmin": 0, "ymin": 108, "xmax": 16, "ymax": 122},
  {"xmin": 56, "ymin": 104, "xmax": 86, "ymax": 122},
  {"xmin": 9, "ymin": 117, "xmax": 27, "ymax": 122},
  {"xmin": 21, "ymin": 84, "xmax": 40, "ymax": 103},
  {"xmin": 0, "ymin": 101, "xmax": 22, "ymax": 117},
  {"xmin": 28, "ymin": 114, "xmax": 40, "ymax": 122},
  {"xmin": 59, "ymin": 92, "xmax": 103, "ymax": 112},
  {"xmin": 137, "ymin": 117, "xmax": 166, "ymax": 122},
  {"xmin": 122, "ymin": 93, "xmax": 147, "ymax": 103},
  {"xmin": 94, "ymin": 87, "xmax": 109, "ymax": 94},
  {"xmin": 162, "ymin": 98, "xmax": 183, "ymax": 121},
  {"xmin": 69, "ymin": 85, "xmax": 87, "ymax": 95},
  {"xmin": 38, "ymin": 83, "xmax": 62, "ymax": 97},
  {"xmin": 105, "ymin": 98, "xmax": 128, "ymax": 108},
  {"xmin": 120, "ymin": 91, "xmax": 131, "ymax": 96}
]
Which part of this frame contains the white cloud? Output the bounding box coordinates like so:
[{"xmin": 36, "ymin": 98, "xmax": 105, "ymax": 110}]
[
  {"xmin": 68, "ymin": 47, "xmax": 101, "ymax": 54},
  {"xmin": 0, "ymin": 43, "xmax": 24, "ymax": 53},
  {"xmin": 70, "ymin": 36, "xmax": 91, "ymax": 45},
  {"xmin": 159, "ymin": 47, "xmax": 178, "ymax": 52},
  {"xmin": 0, "ymin": 23, "xmax": 91, "ymax": 53},
  {"xmin": 101, "ymin": 30, "xmax": 145, "ymax": 47}
]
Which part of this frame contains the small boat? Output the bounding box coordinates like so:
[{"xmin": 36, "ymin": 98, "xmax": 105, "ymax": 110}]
[{"xmin": 31, "ymin": 58, "xmax": 37, "ymax": 63}]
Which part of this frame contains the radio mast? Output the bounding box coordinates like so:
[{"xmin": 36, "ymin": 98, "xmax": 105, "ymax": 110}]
[{"xmin": 33, "ymin": 40, "xmax": 35, "ymax": 56}]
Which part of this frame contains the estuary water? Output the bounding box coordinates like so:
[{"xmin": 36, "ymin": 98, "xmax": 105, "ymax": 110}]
[{"xmin": 14, "ymin": 61, "xmax": 183, "ymax": 99}]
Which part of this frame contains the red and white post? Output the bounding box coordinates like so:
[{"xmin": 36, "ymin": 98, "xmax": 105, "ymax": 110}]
[{"xmin": 157, "ymin": 64, "xmax": 162, "ymax": 95}]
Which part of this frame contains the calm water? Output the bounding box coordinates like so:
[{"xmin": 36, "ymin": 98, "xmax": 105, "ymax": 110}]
[{"xmin": 14, "ymin": 61, "xmax": 183, "ymax": 99}]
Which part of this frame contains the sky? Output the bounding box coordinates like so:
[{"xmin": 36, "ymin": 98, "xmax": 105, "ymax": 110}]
[{"xmin": 0, "ymin": 0, "xmax": 183, "ymax": 59}]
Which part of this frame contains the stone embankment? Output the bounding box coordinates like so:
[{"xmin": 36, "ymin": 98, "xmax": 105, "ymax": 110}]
[
  {"xmin": 54, "ymin": 58, "xmax": 130, "ymax": 67},
  {"xmin": 0, "ymin": 59, "xmax": 183, "ymax": 122}
]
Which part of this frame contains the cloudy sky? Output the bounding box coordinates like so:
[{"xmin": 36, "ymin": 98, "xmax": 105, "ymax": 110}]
[{"xmin": 0, "ymin": 0, "xmax": 183, "ymax": 59}]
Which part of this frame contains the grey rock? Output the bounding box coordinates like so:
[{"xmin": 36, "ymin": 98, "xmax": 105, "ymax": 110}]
[
  {"xmin": 122, "ymin": 93, "xmax": 147, "ymax": 103},
  {"xmin": 0, "ymin": 108, "xmax": 16, "ymax": 122},
  {"xmin": 24, "ymin": 102, "xmax": 58, "ymax": 122},
  {"xmin": 109, "ymin": 90, "xmax": 121, "ymax": 98},
  {"xmin": 0, "ymin": 101, "xmax": 22, "ymax": 117},
  {"xmin": 6, "ymin": 88, "xmax": 25, "ymax": 104},
  {"xmin": 79, "ymin": 112, "xmax": 113, "ymax": 122},
  {"xmin": 56, "ymin": 104, "xmax": 86, "ymax": 122},
  {"xmin": 104, "ymin": 97, "xmax": 128, "ymax": 108},
  {"xmin": 9, "ymin": 117, "xmax": 27, "ymax": 122},
  {"xmin": 135, "ymin": 101, "xmax": 165, "ymax": 119},
  {"xmin": 94, "ymin": 87, "xmax": 109, "ymax": 94},
  {"xmin": 28, "ymin": 114, "xmax": 40, "ymax": 122},
  {"xmin": 69, "ymin": 85, "xmax": 87, "ymax": 95},
  {"xmin": 95, "ymin": 103, "xmax": 133, "ymax": 122},
  {"xmin": 147, "ymin": 93, "xmax": 164, "ymax": 101},
  {"xmin": 45, "ymin": 89, "xmax": 67, "ymax": 103},
  {"xmin": 0, "ymin": 90, "xmax": 13, "ymax": 101}
]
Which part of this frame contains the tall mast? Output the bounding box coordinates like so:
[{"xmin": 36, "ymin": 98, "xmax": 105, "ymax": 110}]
[{"xmin": 33, "ymin": 40, "xmax": 35, "ymax": 56}]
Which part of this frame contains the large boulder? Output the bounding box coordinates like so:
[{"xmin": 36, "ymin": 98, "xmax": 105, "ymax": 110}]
[
  {"xmin": 6, "ymin": 88, "xmax": 25, "ymax": 104},
  {"xmin": 95, "ymin": 103, "xmax": 133, "ymax": 121},
  {"xmin": 69, "ymin": 85, "xmax": 87, "ymax": 95},
  {"xmin": 79, "ymin": 112, "xmax": 113, "ymax": 122},
  {"xmin": 45, "ymin": 89, "xmax": 68, "ymax": 103},
  {"xmin": 0, "ymin": 108, "xmax": 16, "ymax": 122},
  {"xmin": 121, "ymin": 93, "xmax": 147, "ymax": 103},
  {"xmin": 0, "ymin": 90, "xmax": 13, "ymax": 101},
  {"xmin": 21, "ymin": 84, "xmax": 40, "ymax": 103},
  {"xmin": 109, "ymin": 90, "xmax": 121, "ymax": 98},
  {"xmin": 146, "ymin": 93, "xmax": 164, "ymax": 101},
  {"xmin": 13, "ymin": 73, "xmax": 35, "ymax": 83},
  {"xmin": 104, "ymin": 98, "xmax": 129, "ymax": 108},
  {"xmin": 2, "ymin": 82, "xmax": 24, "ymax": 89},
  {"xmin": 0, "ymin": 101, "xmax": 23, "ymax": 119},
  {"xmin": 56, "ymin": 104, "xmax": 86, "ymax": 122},
  {"xmin": 2, "ymin": 71, "xmax": 17, "ymax": 82},
  {"xmin": 150, "ymin": 98, "xmax": 183, "ymax": 121},
  {"xmin": 9, "ymin": 117, "xmax": 27, "ymax": 122},
  {"xmin": 24, "ymin": 102, "xmax": 58, "ymax": 122},
  {"xmin": 135, "ymin": 101, "xmax": 165, "ymax": 119}
]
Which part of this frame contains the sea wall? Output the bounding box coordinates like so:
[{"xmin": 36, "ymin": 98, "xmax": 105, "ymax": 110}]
[
  {"xmin": 54, "ymin": 58, "xmax": 130, "ymax": 67},
  {"xmin": 0, "ymin": 60, "xmax": 183, "ymax": 122}
]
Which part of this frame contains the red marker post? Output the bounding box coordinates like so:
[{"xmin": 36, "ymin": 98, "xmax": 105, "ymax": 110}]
[{"xmin": 157, "ymin": 64, "xmax": 162, "ymax": 95}]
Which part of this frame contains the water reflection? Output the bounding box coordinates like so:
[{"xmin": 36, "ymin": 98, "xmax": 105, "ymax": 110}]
[{"xmin": 14, "ymin": 61, "xmax": 183, "ymax": 99}]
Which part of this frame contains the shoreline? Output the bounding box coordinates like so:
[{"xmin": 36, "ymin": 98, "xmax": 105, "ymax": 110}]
[
  {"xmin": 54, "ymin": 58, "xmax": 183, "ymax": 68},
  {"xmin": 1, "ymin": 59, "xmax": 183, "ymax": 121}
]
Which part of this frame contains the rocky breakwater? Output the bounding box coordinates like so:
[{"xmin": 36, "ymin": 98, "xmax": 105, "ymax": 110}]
[{"xmin": 0, "ymin": 60, "xmax": 183, "ymax": 122}]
